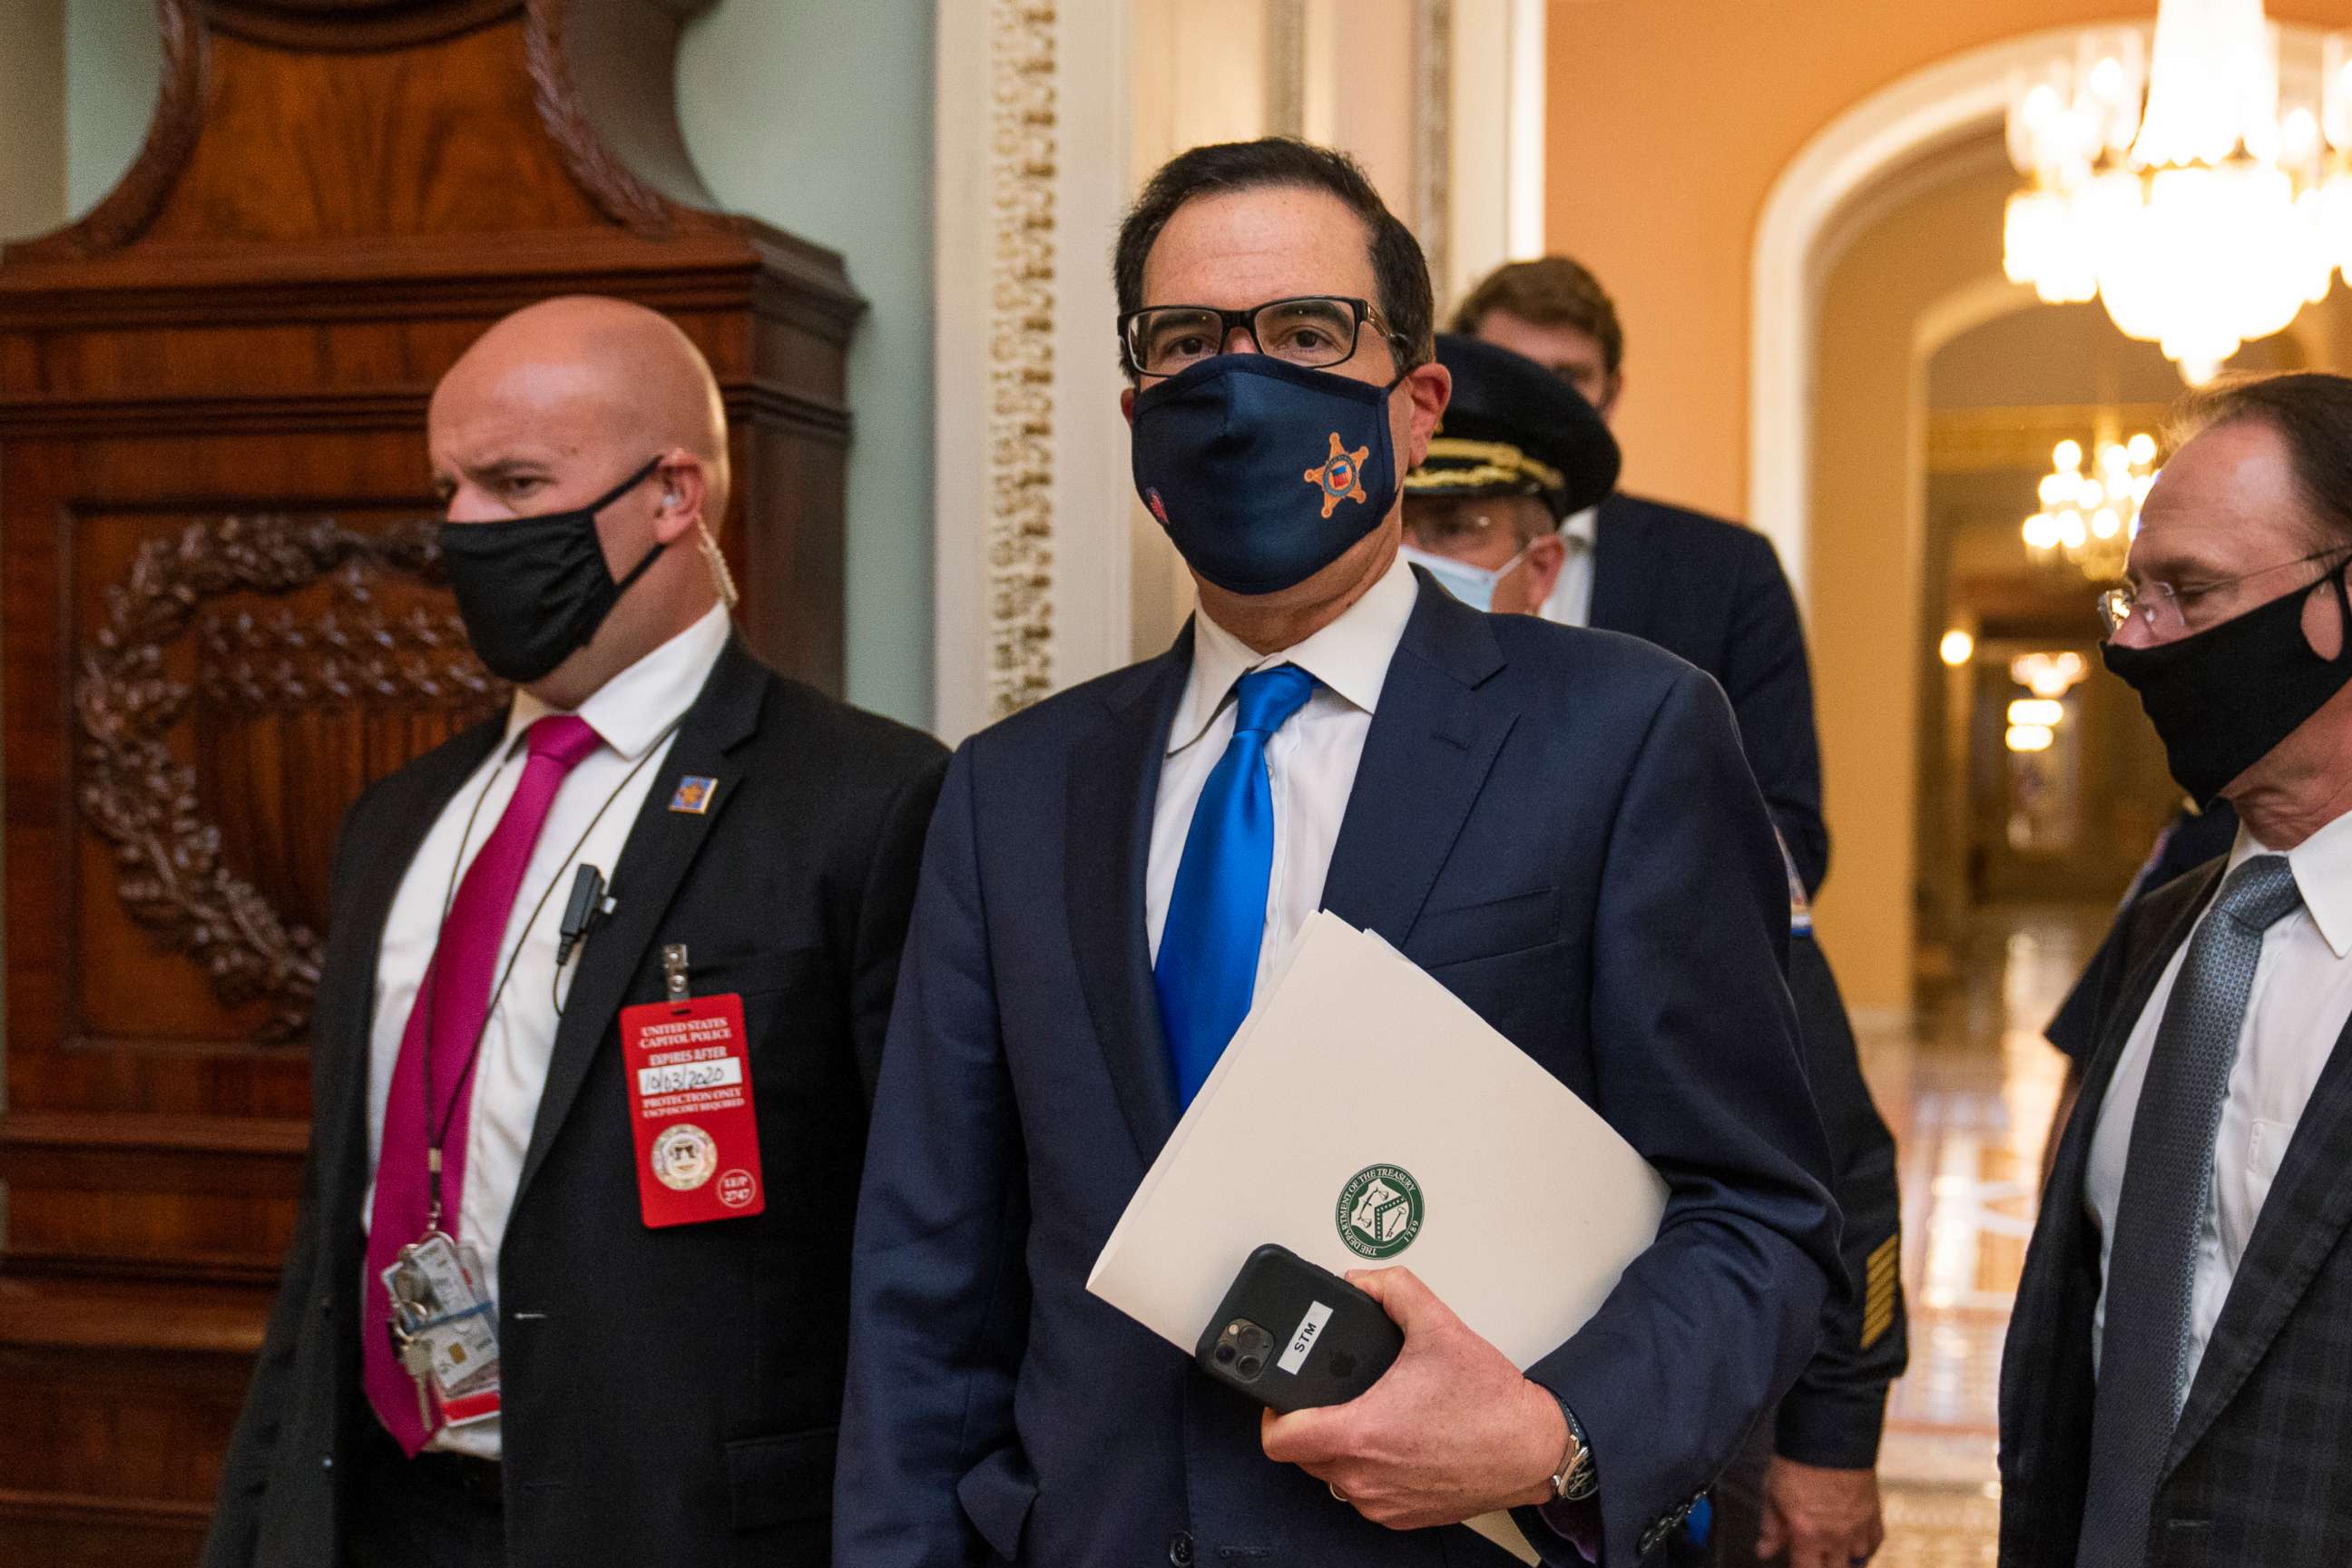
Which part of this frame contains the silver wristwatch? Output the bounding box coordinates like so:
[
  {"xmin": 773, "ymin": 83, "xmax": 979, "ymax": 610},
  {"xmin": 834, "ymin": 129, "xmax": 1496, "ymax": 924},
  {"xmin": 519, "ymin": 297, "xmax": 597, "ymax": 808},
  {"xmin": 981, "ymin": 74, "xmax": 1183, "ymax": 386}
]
[{"xmin": 1549, "ymin": 1403, "xmax": 1598, "ymax": 1502}]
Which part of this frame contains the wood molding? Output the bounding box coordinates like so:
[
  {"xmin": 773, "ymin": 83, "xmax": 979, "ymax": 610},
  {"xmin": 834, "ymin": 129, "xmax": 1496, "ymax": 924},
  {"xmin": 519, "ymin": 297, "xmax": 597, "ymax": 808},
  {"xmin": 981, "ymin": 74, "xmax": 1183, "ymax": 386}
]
[
  {"xmin": 78, "ymin": 514, "xmax": 498, "ymax": 1039},
  {"xmin": 203, "ymin": 0, "xmax": 524, "ymax": 53},
  {"xmin": 5, "ymin": 1, "xmax": 208, "ymax": 264},
  {"xmin": 0, "ymin": 1488, "xmax": 211, "ymax": 1568},
  {"xmin": 0, "ymin": 5, "xmax": 865, "ymax": 1552},
  {"xmin": 0, "ymin": 1277, "xmax": 275, "ymax": 1357},
  {"xmin": 524, "ymin": 0, "xmax": 728, "ymax": 237}
]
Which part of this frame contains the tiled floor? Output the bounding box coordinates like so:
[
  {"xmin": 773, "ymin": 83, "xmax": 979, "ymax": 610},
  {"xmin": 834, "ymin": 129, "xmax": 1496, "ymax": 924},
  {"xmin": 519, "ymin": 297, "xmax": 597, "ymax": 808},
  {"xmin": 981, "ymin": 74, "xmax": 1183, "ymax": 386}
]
[{"xmin": 1859, "ymin": 901, "xmax": 2113, "ymax": 1568}]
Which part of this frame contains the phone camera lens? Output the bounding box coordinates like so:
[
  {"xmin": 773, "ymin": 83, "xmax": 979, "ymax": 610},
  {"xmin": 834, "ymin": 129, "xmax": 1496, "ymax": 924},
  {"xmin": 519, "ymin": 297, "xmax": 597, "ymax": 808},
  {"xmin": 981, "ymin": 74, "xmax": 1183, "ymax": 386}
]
[
  {"xmin": 1236, "ymin": 1355, "xmax": 1263, "ymax": 1379},
  {"xmin": 1213, "ymin": 1343, "xmax": 1236, "ymax": 1364}
]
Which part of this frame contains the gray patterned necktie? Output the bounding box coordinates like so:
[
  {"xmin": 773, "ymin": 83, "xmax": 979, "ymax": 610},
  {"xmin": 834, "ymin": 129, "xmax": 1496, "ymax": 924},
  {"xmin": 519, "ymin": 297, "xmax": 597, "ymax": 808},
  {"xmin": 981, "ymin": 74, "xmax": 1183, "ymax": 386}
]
[{"xmin": 2076, "ymin": 854, "xmax": 2303, "ymax": 1568}]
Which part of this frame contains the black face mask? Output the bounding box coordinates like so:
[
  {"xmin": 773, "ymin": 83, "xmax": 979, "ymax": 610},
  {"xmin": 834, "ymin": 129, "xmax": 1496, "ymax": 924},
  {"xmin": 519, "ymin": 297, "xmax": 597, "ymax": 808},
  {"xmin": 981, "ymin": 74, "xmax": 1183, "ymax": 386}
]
[
  {"xmin": 2102, "ymin": 560, "xmax": 2352, "ymax": 806},
  {"xmin": 438, "ymin": 456, "xmax": 666, "ymax": 684}
]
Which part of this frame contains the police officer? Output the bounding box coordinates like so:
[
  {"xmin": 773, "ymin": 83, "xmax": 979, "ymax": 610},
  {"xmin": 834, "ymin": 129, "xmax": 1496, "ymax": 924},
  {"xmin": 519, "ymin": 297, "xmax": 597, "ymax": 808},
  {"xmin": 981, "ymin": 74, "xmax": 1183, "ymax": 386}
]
[{"xmin": 1405, "ymin": 333, "xmax": 1908, "ymax": 1568}]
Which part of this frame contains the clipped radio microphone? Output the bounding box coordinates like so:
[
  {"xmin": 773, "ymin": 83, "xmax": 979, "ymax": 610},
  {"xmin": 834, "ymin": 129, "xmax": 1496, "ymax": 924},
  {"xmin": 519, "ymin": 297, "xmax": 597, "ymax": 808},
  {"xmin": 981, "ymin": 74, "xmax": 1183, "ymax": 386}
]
[{"xmin": 554, "ymin": 864, "xmax": 613, "ymax": 968}]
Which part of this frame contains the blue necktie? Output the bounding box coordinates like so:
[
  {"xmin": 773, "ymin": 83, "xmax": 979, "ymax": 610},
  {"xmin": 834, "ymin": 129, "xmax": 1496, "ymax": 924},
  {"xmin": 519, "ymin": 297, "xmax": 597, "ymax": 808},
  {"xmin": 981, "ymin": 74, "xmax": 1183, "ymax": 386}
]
[
  {"xmin": 1155, "ymin": 663, "xmax": 1318, "ymax": 1108},
  {"xmin": 2076, "ymin": 854, "xmax": 2302, "ymax": 1568}
]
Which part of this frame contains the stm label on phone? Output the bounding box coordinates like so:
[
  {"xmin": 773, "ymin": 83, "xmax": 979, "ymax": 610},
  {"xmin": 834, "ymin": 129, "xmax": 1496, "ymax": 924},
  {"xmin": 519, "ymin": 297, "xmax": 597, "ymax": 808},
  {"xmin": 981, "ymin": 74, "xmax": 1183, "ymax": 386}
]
[
  {"xmin": 1277, "ymin": 1300, "xmax": 1334, "ymax": 1374},
  {"xmin": 1194, "ymin": 1243, "xmax": 1403, "ymax": 1413}
]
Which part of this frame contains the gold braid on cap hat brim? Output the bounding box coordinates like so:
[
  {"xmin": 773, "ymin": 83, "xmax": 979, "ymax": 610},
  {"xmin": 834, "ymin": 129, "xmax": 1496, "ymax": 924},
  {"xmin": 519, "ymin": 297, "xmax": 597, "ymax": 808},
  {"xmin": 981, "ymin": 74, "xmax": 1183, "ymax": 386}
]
[{"xmin": 1405, "ymin": 436, "xmax": 1566, "ymax": 495}]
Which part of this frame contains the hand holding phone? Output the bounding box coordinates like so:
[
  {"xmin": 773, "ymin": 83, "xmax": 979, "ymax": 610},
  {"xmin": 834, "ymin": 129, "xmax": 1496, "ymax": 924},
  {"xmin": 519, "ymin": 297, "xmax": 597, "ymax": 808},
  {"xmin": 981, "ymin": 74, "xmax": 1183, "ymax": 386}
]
[{"xmin": 1194, "ymin": 1243, "xmax": 1404, "ymax": 1413}]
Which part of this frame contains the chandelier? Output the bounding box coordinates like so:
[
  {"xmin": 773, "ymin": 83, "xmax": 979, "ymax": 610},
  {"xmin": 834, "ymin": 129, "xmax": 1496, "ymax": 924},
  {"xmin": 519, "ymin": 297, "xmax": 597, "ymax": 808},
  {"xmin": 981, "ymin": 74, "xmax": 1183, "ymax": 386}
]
[
  {"xmin": 2022, "ymin": 430, "xmax": 2158, "ymax": 580},
  {"xmin": 2003, "ymin": 0, "xmax": 2352, "ymax": 383}
]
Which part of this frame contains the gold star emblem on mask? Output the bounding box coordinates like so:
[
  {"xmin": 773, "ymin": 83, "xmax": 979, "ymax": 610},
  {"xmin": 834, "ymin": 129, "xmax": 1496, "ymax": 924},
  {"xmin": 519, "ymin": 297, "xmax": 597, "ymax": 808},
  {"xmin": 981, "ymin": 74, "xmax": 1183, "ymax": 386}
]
[{"xmin": 1303, "ymin": 431, "xmax": 1372, "ymax": 520}]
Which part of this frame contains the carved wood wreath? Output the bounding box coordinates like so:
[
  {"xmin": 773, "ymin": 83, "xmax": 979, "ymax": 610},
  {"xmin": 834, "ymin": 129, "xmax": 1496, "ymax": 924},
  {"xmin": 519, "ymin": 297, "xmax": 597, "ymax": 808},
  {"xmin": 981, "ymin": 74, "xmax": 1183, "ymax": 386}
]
[{"xmin": 75, "ymin": 514, "xmax": 498, "ymax": 1040}]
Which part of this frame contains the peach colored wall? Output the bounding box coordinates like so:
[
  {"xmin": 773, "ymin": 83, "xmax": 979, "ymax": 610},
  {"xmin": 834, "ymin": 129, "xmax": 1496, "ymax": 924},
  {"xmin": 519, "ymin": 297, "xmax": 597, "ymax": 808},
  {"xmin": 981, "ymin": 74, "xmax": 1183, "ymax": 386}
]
[
  {"xmin": 1541, "ymin": 0, "xmax": 2352, "ymax": 521},
  {"xmin": 1544, "ymin": 0, "xmax": 2352, "ymax": 1013},
  {"xmin": 1806, "ymin": 153, "xmax": 2015, "ymax": 1010}
]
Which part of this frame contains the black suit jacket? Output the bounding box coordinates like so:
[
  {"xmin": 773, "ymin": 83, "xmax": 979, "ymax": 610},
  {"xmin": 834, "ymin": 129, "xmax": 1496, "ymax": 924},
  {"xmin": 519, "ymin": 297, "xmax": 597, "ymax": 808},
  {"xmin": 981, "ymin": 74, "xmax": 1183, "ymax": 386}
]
[
  {"xmin": 1588, "ymin": 493, "xmax": 1902, "ymax": 1467},
  {"xmin": 201, "ymin": 638, "xmax": 946, "ymax": 1568},
  {"xmin": 2002, "ymin": 858, "xmax": 2352, "ymax": 1567},
  {"xmin": 1588, "ymin": 493, "xmax": 1827, "ymax": 894},
  {"xmin": 836, "ymin": 573, "xmax": 1839, "ymax": 1568}
]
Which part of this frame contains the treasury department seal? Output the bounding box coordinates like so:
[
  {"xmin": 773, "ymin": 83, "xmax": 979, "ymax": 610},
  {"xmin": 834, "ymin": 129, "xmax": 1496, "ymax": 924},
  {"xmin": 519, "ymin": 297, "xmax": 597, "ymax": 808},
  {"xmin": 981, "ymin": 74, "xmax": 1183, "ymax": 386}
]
[{"xmin": 1336, "ymin": 1163, "xmax": 1424, "ymax": 1259}]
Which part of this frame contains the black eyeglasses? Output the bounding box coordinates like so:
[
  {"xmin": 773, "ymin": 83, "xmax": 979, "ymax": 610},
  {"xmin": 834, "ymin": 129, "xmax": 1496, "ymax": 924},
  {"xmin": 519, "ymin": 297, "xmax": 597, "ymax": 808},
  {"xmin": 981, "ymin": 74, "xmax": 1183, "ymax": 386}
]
[{"xmin": 1119, "ymin": 295, "xmax": 1406, "ymax": 378}]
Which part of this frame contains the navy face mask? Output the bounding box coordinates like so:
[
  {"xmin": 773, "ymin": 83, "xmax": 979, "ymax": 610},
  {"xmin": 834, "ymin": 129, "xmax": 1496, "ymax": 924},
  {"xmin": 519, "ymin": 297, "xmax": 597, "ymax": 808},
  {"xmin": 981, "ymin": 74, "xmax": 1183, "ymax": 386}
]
[
  {"xmin": 438, "ymin": 456, "xmax": 666, "ymax": 684},
  {"xmin": 1132, "ymin": 354, "xmax": 1405, "ymax": 595}
]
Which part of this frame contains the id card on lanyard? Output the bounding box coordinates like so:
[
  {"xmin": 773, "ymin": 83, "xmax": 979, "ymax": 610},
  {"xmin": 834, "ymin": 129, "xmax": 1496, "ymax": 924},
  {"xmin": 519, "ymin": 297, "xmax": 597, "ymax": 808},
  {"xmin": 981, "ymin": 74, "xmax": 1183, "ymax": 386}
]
[{"xmin": 619, "ymin": 945, "xmax": 768, "ymax": 1226}]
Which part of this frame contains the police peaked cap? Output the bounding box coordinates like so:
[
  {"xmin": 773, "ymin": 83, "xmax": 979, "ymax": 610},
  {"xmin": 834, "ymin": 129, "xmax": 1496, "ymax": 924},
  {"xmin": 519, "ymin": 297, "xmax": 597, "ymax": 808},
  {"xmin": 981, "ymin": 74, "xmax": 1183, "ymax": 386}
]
[{"xmin": 1405, "ymin": 333, "xmax": 1622, "ymax": 523}]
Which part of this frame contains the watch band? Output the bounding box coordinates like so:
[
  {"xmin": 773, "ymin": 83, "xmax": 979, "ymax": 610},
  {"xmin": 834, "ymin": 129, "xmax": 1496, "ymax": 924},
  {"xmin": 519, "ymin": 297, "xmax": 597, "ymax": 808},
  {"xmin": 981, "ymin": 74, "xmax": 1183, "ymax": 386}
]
[{"xmin": 1550, "ymin": 1400, "xmax": 1597, "ymax": 1502}]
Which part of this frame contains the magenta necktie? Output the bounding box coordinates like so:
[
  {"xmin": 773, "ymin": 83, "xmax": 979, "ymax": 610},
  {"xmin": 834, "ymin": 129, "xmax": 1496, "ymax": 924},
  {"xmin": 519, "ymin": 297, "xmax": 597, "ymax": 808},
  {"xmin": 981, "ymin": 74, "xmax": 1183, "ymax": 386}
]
[{"xmin": 364, "ymin": 712, "xmax": 602, "ymax": 1452}]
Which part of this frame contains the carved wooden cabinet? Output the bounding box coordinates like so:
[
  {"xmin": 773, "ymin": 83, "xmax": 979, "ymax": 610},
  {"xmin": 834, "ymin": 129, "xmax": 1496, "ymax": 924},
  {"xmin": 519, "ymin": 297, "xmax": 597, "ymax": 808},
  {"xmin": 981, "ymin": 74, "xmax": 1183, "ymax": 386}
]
[{"xmin": 0, "ymin": 3, "xmax": 859, "ymax": 1560}]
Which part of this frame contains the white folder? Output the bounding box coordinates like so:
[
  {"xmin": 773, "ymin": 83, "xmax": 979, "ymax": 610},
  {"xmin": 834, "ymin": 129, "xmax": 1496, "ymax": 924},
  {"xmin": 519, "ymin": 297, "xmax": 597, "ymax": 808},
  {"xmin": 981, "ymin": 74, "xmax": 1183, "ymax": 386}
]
[{"xmin": 1087, "ymin": 911, "xmax": 1670, "ymax": 1562}]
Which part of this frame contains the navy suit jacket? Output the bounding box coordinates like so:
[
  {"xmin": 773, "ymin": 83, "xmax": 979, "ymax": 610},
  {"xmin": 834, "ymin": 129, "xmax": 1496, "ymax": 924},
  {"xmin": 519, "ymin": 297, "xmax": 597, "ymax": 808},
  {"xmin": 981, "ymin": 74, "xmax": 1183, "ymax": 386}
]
[
  {"xmin": 1588, "ymin": 493, "xmax": 1902, "ymax": 1467},
  {"xmin": 836, "ymin": 572, "xmax": 1838, "ymax": 1567},
  {"xmin": 1589, "ymin": 494, "xmax": 1827, "ymax": 896}
]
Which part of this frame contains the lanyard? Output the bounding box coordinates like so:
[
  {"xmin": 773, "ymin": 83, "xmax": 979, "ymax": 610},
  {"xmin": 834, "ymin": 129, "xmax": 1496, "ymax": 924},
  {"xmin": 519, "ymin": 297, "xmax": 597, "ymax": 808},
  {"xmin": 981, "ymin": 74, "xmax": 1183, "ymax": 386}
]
[{"xmin": 415, "ymin": 717, "xmax": 682, "ymax": 1232}]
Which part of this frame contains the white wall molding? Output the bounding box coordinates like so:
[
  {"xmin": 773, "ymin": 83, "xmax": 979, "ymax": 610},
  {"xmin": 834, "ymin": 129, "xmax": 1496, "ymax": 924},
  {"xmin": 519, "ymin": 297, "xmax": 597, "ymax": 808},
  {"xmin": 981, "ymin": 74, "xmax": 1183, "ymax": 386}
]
[
  {"xmin": 1504, "ymin": 0, "xmax": 1544, "ymax": 262},
  {"xmin": 1749, "ymin": 25, "xmax": 2134, "ymax": 609},
  {"xmin": 1749, "ymin": 20, "xmax": 2337, "ymax": 608},
  {"xmin": 1437, "ymin": 0, "xmax": 1544, "ymax": 314},
  {"xmin": 934, "ymin": 0, "xmax": 1134, "ymax": 744},
  {"xmin": 935, "ymin": 0, "xmax": 1539, "ymax": 740}
]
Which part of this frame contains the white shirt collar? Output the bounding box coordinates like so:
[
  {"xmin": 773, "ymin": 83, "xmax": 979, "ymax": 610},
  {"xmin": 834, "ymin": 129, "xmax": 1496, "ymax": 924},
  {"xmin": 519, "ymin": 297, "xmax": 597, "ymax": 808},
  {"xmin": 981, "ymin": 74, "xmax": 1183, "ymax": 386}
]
[
  {"xmin": 505, "ymin": 603, "xmax": 732, "ymax": 762},
  {"xmin": 2230, "ymin": 808, "xmax": 2352, "ymax": 959},
  {"xmin": 1166, "ymin": 553, "xmax": 1420, "ymax": 758},
  {"xmin": 1560, "ymin": 505, "xmax": 1599, "ymax": 550}
]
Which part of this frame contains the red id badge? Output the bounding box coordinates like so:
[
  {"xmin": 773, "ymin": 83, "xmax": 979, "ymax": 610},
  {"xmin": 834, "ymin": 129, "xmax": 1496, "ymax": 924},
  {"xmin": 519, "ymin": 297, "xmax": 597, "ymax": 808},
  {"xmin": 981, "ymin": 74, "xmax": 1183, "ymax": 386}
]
[{"xmin": 619, "ymin": 994, "xmax": 768, "ymax": 1226}]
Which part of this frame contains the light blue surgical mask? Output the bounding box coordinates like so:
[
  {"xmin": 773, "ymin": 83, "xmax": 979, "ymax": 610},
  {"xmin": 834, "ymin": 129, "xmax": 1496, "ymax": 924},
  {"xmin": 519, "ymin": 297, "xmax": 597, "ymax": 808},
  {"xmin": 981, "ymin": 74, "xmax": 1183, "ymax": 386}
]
[{"xmin": 1399, "ymin": 541, "xmax": 1531, "ymax": 612}]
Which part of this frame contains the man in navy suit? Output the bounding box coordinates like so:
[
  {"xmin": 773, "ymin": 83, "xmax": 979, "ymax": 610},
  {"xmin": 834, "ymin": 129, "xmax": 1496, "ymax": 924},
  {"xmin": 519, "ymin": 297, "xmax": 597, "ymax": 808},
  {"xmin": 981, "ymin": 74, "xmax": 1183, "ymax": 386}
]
[
  {"xmin": 1453, "ymin": 259, "xmax": 1825, "ymax": 895},
  {"xmin": 835, "ymin": 139, "xmax": 1838, "ymax": 1567},
  {"xmin": 1417, "ymin": 310, "xmax": 1905, "ymax": 1566},
  {"xmin": 1457, "ymin": 260, "xmax": 1899, "ymax": 1565}
]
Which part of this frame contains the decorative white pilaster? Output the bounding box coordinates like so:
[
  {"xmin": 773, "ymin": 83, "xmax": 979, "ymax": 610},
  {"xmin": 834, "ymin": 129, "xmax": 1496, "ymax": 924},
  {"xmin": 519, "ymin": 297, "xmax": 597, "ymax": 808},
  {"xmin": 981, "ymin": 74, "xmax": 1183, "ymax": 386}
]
[{"xmin": 933, "ymin": 0, "xmax": 1543, "ymax": 742}]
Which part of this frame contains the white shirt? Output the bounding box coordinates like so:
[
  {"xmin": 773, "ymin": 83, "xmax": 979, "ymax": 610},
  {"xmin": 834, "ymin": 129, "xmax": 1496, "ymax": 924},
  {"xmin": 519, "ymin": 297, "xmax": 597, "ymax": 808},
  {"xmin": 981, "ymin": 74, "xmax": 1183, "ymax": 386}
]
[
  {"xmin": 362, "ymin": 603, "xmax": 730, "ymax": 1455},
  {"xmin": 2085, "ymin": 809, "xmax": 2352, "ymax": 1387},
  {"xmin": 1535, "ymin": 505, "xmax": 1600, "ymax": 629},
  {"xmin": 1145, "ymin": 555, "xmax": 1419, "ymax": 1002}
]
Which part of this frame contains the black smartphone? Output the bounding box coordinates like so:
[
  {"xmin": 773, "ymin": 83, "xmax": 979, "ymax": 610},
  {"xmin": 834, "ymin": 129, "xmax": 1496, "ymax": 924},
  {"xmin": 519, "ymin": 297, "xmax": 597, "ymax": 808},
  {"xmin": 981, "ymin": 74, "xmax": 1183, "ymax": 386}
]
[{"xmin": 1193, "ymin": 1243, "xmax": 1404, "ymax": 1413}]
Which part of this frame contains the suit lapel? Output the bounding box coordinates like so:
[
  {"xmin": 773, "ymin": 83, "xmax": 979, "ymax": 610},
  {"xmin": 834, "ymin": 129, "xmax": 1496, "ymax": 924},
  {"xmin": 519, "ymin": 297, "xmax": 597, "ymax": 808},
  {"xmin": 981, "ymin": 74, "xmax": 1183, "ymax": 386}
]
[
  {"xmin": 1583, "ymin": 495, "xmax": 1651, "ymax": 638},
  {"xmin": 1066, "ymin": 639, "xmax": 1192, "ymax": 1163},
  {"xmin": 511, "ymin": 639, "xmax": 766, "ymax": 1206},
  {"xmin": 317, "ymin": 719, "xmax": 506, "ymax": 1230},
  {"xmin": 2170, "ymin": 980, "xmax": 2352, "ymax": 1469},
  {"xmin": 1319, "ymin": 573, "xmax": 1514, "ymax": 947}
]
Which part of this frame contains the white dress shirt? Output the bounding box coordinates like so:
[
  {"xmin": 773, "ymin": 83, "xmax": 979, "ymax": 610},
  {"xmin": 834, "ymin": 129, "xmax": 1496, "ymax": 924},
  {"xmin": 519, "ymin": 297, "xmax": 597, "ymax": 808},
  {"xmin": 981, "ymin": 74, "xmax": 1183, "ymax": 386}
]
[
  {"xmin": 1145, "ymin": 554, "xmax": 1419, "ymax": 1004},
  {"xmin": 1535, "ymin": 505, "xmax": 1600, "ymax": 628},
  {"xmin": 2085, "ymin": 809, "xmax": 2352, "ymax": 1387},
  {"xmin": 362, "ymin": 603, "xmax": 730, "ymax": 1455}
]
